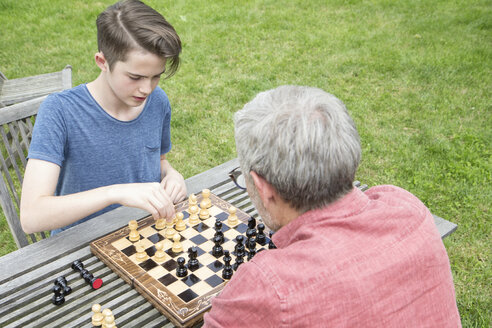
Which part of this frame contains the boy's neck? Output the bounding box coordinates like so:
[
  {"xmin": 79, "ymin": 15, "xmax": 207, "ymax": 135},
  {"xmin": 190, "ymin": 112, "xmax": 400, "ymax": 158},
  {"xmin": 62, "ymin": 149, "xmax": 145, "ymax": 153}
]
[{"xmin": 87, "ymin": 74, "xmax": 146, "ymax": 121}]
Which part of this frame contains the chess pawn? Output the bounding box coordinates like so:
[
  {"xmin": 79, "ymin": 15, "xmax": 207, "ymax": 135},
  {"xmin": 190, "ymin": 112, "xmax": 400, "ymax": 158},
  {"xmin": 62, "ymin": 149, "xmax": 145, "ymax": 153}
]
[
  {"xmin": 176, "ymin": 256, "xmax": 188, "ymax": 277},
  {"xmin": 153, "ymin": 241, "xmax": 167, "ymax": 263},
  {"xmin": 171, "ymin": 233, "xmax": 183, "ymax": 253},
  {"xmin": 201, "ymin": 189, "xmax": 212, "ymax": 209},
  {"xmin": 199, "ymin": 206, "xmax": 210, "ymax": 220},
  {"xmin": 165, "ymin": 219, "xmax": 176, "ymax": 239},
  {"xmin": 102, "ymin": 308, "xmax": 115, "ymax": 328},
  {"xmin": 54, "ymin": 276, "xmax": 72, "ymax": 295},
  {"xmin": 103, "ymin": 315, "xmax": 116, "ymax": 328},
  {"xmin": 227, "ymin": 206, "xmax": 238, "ymax": 226},
  {"xmin": 91, "ymin": 303, "xmax": 104, "ymax": 327},
  {"xmin": 268, "ymin": 231, "xmax": 277, "ymax": 249},
  {"xmin": 256, "ymin": 223, "xmax": 266, "ymax": 245},
  {"xmin": 51, "ymin": 284, "xmax": 65, "ymax": 305},
  {"xmin": 128, "ymin": 220, "xmax": 140, "ymax": 242},
  {"xmin": 174, "ymin": 212, "xmax": 186, "ymax": 231},
  {"xmin": 188, "ymin": 194, "xmax": 198, "ymax": 210},
  {"xmin": 188, "ymin": 205, "xmax": 200, "ymax": 225},
  {"xmin": 187, "ymin": 247, "xmax": 199, "ymax": 271},
  {"xmin": 135, "ymin": 241, "xmax": 148, "ymax": 262},
  {"xmin": 155, "ymin": 218, "xmax": 166, "ymax": 230},
  {"xmin": 222, "ymin": 250, "xmax": 233, "ymax": 280}
]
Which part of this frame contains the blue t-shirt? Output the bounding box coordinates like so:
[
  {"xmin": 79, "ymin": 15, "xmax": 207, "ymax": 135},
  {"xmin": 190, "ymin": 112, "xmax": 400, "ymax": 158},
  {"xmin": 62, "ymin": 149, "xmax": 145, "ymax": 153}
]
[{"xmin": 28, "ymin": 84, "xmax": 172, "ymax": 234}]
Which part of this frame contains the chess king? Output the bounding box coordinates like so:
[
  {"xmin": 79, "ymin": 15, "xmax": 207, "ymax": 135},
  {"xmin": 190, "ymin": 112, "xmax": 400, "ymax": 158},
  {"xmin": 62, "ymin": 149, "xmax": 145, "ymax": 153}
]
[{"xmin": 202, "ymin": 86, "xmax": 461, "ymax": 327}]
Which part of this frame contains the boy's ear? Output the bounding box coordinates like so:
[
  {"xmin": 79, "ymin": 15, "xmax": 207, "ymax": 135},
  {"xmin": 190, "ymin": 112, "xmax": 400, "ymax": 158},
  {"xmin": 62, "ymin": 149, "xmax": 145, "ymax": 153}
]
[
  {"xmin": 94, "ymin": 52, "xmax": 109, "ymax": 72},
  {"xmin": 250, "ymin": 171, "xmax": 277, "ymax": 207}
]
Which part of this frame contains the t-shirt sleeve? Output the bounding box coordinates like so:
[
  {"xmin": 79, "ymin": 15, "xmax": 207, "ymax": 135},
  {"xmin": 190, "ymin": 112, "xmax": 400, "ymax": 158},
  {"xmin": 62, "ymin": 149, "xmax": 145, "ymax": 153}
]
[
  {"xmin": 156, "ymin": 87, "xmax": 172, "ymax": 155},
  {"xmin": 202, "ymin": 260, "xmax": 282, "ymax": 327},
  {"xmin": 28, "ymin": 94, "xmax": 67, "ymax": 166},
  {"xmin": 161, "ymin": 105, "xmax": 172, "ymax": 155}
]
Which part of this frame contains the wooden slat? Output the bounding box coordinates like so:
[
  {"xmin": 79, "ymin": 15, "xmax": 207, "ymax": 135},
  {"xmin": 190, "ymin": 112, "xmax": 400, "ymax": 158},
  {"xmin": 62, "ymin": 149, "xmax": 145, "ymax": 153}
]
[{"xmin": 0, "ymin": 66, "xmax": 72, "ymax": 106}]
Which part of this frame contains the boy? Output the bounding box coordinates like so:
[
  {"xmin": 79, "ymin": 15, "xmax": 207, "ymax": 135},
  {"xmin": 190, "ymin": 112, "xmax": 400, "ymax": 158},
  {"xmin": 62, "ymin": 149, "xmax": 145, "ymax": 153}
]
[{"xmin": 20, "ymin": 0, "xmax": 186, "ymax": 235}]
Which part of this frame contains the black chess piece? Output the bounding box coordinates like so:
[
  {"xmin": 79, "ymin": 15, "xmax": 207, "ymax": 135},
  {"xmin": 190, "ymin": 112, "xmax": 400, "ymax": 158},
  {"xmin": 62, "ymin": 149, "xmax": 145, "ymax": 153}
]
[
  {"xmin": 71, "ymin": 259, "xmax": 103, "ymax": 289},
  {"xmin": 234, "ymin": 235, "xmax": 245, "ymax": 257},
  {"xmin": 214, "ymin": 219, "xmax": 224, "ymax": 244},
  {"xmin": 212, "ymin": 235, "xmax": 224, "ymax": 257},
  {"xmin": 222, "ymin": 250, "xmax": 233, "ymax": 280},
  {"xmin": 187, "ymin": 247, "xmax": 199, "ymax": 271},
  {"xmin": 246, "ymin": 218, "xmax": 257, "ymax": 241},
  {"xmin": 247, "ymin": 217, "xmax": 256, "ymax": 230},
  {"xmin": 176, "ymin": 257, "xmax": 188, "ymax": 277},
  {"xmin": 268, "ymin": 231, "xmax": 277, "ymax": 249},
  {"xmin": 51, "ymin": 284, "xmax": 65, "ymax": 305},
  {"xmin": 247, "ymin": 237, "xmax": 256, "ymax": 261},
  {"xmin": 233, "ymin": 252, "xmax": 244, "ymax": 271},
  {"xmin": 256, "ymin": 223, "xmax": 266, "ymax": 245},
  {"xmin": 54, "ymin": 276, "xmax": 72, "ymax": 295}
]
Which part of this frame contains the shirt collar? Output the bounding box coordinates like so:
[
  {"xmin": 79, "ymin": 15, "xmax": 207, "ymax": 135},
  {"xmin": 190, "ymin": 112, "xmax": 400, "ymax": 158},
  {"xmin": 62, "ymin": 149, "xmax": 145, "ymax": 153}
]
[{"xmin": 272, "ymin": 187, "xmax": 370, "ymax": 248}]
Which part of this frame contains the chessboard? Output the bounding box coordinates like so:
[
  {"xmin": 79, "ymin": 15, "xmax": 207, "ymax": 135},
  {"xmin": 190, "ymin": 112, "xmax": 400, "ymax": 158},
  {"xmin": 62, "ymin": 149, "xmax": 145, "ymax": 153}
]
[{"xmin": 90, "ymin": 191, "xmax": 273, "ymax": 327}]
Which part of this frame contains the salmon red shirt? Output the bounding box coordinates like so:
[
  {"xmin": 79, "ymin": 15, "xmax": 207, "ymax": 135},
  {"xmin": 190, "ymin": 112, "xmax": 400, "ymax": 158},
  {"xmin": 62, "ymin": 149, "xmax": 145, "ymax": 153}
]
[{"xmin": 203, "ymin": 186, "xmax": 461, "ymax": 327}]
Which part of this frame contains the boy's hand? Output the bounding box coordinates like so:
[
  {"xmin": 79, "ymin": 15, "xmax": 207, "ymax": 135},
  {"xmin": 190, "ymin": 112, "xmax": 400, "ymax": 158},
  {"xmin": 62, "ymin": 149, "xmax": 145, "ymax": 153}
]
[
  {"xmin": 114, "ymin": 182, "xmax": 175, "ymax": 220},
  {"xmin": 161, "ymin": 168, "xmax": 187, "ymax": 204}
]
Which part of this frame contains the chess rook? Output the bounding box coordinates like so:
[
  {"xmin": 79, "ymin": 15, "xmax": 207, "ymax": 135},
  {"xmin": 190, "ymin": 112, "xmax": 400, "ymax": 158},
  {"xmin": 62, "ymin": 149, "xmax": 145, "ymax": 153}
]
[{"xmin": 71, "ymin": 259, "xmax": 103, "ymax": 290}]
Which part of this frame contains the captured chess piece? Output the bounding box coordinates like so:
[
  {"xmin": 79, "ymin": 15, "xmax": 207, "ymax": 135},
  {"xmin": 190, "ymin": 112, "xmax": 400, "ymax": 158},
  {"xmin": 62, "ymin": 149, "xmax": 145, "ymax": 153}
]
[
  {"xmin": 91, "ymin": 303, "xmax": 104, "ymax": 326},
  {"xmin": 102, "ymin": 308, "xmax": 115, "ymax": 328},
  {"xmin": 135, "ymin": 241, "xmax": 149, "ymax": 262},
  {"xmin": 176, "ymin": 256, "xmax": 188, "ymax": 277},
  {"xmin": 188, "ymin": 204, "xmax": 200, "ymax": 225},
  {"xmin": 72, "ymin": 259, "xmax": 103, "ymax": 290},
  {"xmin": 128, "ymin": 220, "xmax": 140, "ymax": 242},
  {"xmin": 153, "ymin": 241, "xmax": 167, "ymax": 263},
  {"xmin": 227, "ymin": 206, "xmax": 238, "ymax": 226},
  {"xmin": 187, "ymin": 247, "xmax": 199, "ymax": 271},
  {"xmin": 222, "ymin": 250, "xmax": 233, "ymax": 280},
  {"xmin": 175, "ymin": 212, "xmax": 186, "ymax": 231},
  {"xmin": 172, "ymin": 233, "xmax": 183, "ymax": 253},
  {"xmin": 51, "ymin": 284, "xmax": 65, "ymax": 305},
  {"xmin": 201, "ymin": 189, "xmax": 212, "ymax": 209},
  {"xmin": 54, "ymin": 276, "xmax": 72, "ymax": 295}
]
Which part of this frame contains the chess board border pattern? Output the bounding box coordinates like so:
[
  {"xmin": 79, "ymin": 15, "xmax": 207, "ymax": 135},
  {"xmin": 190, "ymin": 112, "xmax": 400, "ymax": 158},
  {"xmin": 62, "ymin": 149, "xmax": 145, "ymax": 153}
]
[{"xmin": 90, "ymin": 192, "xmax": 271, "ymax": 328}]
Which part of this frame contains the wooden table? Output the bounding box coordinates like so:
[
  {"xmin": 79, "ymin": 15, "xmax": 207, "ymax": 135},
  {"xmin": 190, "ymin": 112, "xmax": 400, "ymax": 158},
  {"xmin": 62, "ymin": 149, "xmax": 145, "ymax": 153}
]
[{"xmin": 0, "ymin": 158, "xmax": 457, "ymax": 327}]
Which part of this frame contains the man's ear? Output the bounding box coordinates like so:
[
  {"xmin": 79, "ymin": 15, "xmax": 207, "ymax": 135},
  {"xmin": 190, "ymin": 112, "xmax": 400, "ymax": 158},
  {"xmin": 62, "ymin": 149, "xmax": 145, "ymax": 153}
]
[
  {"xmin": 94, "ymin": 52, "xmax": 109, "ymax": 72},
  {"xmin": 250, "ymin": 171, "xmax": 277, "ymax": 207}
]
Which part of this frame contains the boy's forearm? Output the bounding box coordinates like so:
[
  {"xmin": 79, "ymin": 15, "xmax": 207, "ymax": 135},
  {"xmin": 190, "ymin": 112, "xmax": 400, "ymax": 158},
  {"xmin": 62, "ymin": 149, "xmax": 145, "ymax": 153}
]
[{"xmin": 20, "ymin": 185, "xmax": 115, "ymax": 234}]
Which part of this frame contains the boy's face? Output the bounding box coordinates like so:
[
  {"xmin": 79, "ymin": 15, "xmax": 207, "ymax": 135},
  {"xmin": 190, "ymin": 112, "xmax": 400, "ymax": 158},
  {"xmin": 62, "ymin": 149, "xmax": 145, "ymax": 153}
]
[{"xmin": 103, "ymin": 49, "xmax": 166, "ymax": 109}]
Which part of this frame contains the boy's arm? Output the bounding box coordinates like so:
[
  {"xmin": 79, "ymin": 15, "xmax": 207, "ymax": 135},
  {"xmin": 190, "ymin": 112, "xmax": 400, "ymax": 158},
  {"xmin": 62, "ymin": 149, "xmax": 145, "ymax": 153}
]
[
  {"xmin": 160, "ymin": 154, "xmax": 187, "ymax": 204},
  {"xmin": 20, "ymin": 159, "xmax": 175, "ymax": 234}
]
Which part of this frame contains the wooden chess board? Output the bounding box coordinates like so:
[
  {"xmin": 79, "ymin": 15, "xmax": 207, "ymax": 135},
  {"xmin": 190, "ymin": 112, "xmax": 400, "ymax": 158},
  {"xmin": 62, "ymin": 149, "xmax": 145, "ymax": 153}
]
[{"xmin": 90, "ymin": 192, "xmax": 271, "ymax": 327}]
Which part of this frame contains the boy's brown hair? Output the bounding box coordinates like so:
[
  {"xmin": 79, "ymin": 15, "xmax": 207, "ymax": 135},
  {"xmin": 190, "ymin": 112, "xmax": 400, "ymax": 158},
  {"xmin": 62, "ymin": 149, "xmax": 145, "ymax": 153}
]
[{"xmin": 96, "ymin": 0, "xmax": 181, "ymax": 77}]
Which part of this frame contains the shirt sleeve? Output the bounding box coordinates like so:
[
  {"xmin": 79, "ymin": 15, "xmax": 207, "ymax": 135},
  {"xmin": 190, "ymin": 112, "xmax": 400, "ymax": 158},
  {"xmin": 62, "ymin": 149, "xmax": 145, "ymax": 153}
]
[
  {"xmin": 203, "ymin": 260, "xmax": 282, "ymax": 327},
  {"xmin": 28, "ymin": 94, "xmax": 67, "ymax": 166}
]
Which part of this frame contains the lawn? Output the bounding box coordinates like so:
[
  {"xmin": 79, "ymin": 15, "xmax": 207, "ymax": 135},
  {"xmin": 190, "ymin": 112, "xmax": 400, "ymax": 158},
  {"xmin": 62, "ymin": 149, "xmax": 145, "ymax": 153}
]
[{"xmin": 0, "ymin": 0, "xmax": 490, "ymax": 326}]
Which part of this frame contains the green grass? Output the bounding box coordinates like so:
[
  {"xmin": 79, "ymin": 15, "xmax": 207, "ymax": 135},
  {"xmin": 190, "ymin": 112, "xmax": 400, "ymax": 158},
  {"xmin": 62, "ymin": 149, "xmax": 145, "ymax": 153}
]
[{"xmin": 1, "ymin": 0, "xmax": 490, "ymax": 326}]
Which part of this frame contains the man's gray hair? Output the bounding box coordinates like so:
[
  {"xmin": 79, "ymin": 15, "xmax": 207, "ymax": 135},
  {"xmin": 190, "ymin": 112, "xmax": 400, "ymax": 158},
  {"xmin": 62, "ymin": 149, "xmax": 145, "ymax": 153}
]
[{"xmin": 234, "ymin": 85, "xmax": 361, "ymax": 213}]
